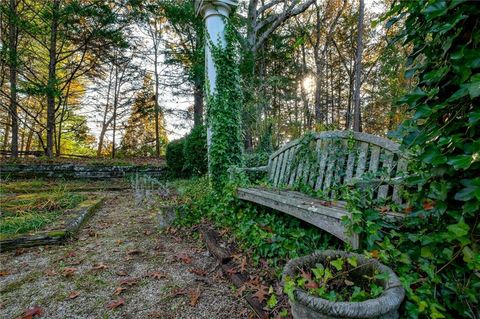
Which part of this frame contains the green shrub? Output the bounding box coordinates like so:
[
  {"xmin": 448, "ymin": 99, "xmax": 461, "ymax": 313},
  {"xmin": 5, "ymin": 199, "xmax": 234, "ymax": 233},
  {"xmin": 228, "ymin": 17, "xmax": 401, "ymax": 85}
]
[
  {"xmin": 175, "ymin": 178, "xmax": 338, "ymax": 268},
  {"xmin": 183, "ymin": 125, "xmax": 208, "ymax": 176},
  {"xmin": 165, "ymin": 138, "xmax": 186, "ymax": 177},
  {"xmin": 349, "ymin": 2, "xmax": 480, "ymax": 318}
]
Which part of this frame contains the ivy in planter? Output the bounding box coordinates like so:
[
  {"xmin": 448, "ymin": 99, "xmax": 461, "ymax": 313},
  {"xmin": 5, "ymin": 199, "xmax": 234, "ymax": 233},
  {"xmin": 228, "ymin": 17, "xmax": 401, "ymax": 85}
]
[{"xmin": 284, "ymin": 255, "xmax": 387, "ymax": 303}]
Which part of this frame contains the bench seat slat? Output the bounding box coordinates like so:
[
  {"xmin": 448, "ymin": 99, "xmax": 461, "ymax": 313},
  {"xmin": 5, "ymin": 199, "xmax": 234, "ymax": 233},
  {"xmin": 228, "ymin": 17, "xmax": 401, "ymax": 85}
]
[{"xmin": 237, "ymin": 187, "xmax": 359, "ymax": 248}]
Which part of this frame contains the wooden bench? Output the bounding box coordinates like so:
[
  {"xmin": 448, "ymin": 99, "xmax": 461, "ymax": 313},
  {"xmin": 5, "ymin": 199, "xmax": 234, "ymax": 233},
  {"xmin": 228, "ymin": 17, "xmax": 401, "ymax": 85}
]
[{"xmin": 234, "ymin": 131, "xmax": 408, "ymax": 249}]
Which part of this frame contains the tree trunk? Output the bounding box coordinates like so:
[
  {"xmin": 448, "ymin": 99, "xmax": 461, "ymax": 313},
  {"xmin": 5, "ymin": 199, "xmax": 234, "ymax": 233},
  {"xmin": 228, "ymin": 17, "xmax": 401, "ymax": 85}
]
[
  {"xmin": 8, "ymin": 0, "xmax": 18, "ymax": 157},
  {"xmin": 46, "ymin": 0, "xmax": 60, "ymax": 157},
  {"xmin": 111, "ymin": 62, "xmax": 119, "ymax": 159},
  {"xmin": 25, "ymin": 125, "xmax": 34, "ymax": 152},
  {"xmin": 353, "ymin": 0, "xmax": 364, "ymax": 132},
  {"xmin": 152, "ymin": 20, "xmax": 161, "ymax": 157},
  {"xmin": 97, "ymin": 67, "xmax": 113, "ymax": 157},
  {"xmin": 3, "ymin": 116, "xmax": 11, "ymax": 150}
]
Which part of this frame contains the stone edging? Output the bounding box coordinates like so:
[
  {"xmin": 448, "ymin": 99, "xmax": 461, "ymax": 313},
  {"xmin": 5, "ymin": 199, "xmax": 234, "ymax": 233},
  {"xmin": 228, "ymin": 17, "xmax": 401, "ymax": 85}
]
[
  {"xmin": 0, "ymin": 164, "xmax": 164, "ymax": 179},
  {"xmin": 0, "ymin": 197, "xmax": 105, "ymax": 252}
]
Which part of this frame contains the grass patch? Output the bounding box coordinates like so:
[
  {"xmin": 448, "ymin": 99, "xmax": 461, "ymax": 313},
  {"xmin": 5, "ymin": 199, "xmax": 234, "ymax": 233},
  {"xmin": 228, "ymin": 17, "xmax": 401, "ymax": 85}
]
[
  {"xmin": 0, "ymin": 178, "xmax": 128, "ymax": 194},
  {"xmin": 0, "ymin": 189, "xmax": 86, "ymax": 236}
]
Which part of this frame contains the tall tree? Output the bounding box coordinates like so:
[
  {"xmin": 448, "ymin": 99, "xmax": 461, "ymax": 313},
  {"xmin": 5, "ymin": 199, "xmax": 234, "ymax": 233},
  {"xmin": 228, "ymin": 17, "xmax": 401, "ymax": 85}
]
[
  {"xmin": 352, "ymin": 0, "xmax": 364, "ymax": 132},
  {"xmin": 7, "ymin": 0, "xmax": 18, "ymax": 157}
]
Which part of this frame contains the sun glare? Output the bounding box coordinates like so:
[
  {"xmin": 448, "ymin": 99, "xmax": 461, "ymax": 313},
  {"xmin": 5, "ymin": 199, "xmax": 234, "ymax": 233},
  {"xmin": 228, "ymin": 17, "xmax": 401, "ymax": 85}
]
[{"xmin": 302, "ymin": 76, "xmax": 315, "ymax": 93}]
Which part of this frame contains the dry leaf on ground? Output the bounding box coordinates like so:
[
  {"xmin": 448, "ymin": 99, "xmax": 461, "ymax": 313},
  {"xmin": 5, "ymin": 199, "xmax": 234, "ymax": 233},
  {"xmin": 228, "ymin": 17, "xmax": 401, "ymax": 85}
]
[
  {"xmin": 189, "ymin": 287, "xmax": 201, "ymax": 306},
  {"xmin": 67, "ymin": 291, "xmax": 80, "ymax": 299},
  {"xmin": 113, "ymin": 287, "xmax": 127, "ymax": 296},
  {"xmin": 106, "ymin": 298, "xmax": 125, "ymax": 310},
  {"xmin": 16, "ymin": 305, "xmax": 43, "ymax": 319}
]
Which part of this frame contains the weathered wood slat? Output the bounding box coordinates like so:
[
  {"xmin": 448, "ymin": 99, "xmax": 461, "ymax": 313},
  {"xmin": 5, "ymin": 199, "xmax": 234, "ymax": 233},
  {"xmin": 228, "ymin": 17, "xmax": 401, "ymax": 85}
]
[
  {"xmin": 278, "ymin": 148, "xmax": 291, "ymax": 185},
  {"xmin": 302, "ymin": 156, "xmax": 312, "ymax": 186},
  {"xmin": 288, "ymin": 146, "xmax": 299, "ymax": 186},
  {"xmin": 392, "ymin": 158, "xmax": 408, "ymax": 204},
  {"xmin": 332, "ymin": 141, "xmax": 348, "ymax": 198},
  {"xmin": 323, "ymin": 144, "xmax": 337, "ymax": 193},
  {"xmin": 315, "ymin": 140, "xmax": 329, "ymax": 191},
  {"xmin": 369, "ymin": 145, "xmax": 381, "ymax": 174},
  {"xmin": 269, "ymin": 156, "xmax": 278, "ymax": 183},
  {"xmin": 355, "ymin": 142, "xmax": 369, "ymax": 178},
  {"xmin": 344, "ymin": 146, "xmax": 356, "ymax": 184},
  {"xmin": 295, "ymin": 157, "xmax": 305, "ymax": 187},
  {"xmin": 273, "ymin": 152, "xmax": 284, "ymax": 186},
  {"xmin": 378, "ymin": 151, "xmax": 394, "ymax": 200}
]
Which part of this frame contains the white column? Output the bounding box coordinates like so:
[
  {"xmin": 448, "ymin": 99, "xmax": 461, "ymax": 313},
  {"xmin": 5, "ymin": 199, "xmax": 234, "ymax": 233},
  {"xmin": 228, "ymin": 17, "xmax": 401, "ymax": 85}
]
[{"xmin": 195, "ymin": 0, "xmax": 238, "ymax": 153}]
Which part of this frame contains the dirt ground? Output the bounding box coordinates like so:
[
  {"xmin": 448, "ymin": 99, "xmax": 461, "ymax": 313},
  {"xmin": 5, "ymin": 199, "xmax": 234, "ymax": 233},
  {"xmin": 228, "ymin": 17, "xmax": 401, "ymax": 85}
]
[{"xmin": 0, "ymin": 191, "xmax": 249, "ymax": 319}]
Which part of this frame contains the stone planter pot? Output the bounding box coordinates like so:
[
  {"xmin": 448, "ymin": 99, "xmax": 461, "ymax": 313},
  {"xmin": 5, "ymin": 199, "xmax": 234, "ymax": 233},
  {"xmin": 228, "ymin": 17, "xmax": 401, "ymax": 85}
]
[{"xmin": 282, "ymin": 250, "xmax": 405, "ymax": 319}]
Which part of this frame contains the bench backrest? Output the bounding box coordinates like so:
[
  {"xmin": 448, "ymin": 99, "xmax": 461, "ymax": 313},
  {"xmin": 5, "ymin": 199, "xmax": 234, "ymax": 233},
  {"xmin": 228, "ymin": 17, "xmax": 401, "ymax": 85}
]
[{"xmin": 267, "ymin": 131, "xmax": 407, "ymax": 204}]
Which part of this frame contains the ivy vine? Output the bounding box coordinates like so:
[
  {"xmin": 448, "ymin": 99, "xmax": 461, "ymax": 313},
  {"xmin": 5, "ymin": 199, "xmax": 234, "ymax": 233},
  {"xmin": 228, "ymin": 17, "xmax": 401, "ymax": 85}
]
[{"xmin": 205, "ymin": 19, "xmax": 243, "ymax": 189}]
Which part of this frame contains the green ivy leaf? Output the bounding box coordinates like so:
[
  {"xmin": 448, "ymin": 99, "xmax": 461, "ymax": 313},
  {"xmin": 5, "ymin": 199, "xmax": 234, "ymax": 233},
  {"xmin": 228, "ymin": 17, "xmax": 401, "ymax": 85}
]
[
  {"xmin": 331, "ymin": 258, "xmax": 344, "ymax": 271},
  {"xmin": 347, "ymin": 256, "xmax": 358, "ymax": 267},
  {"xmin": 447, "ymin": 219, "xmax": 470, "ymax": 237},
  {"xmin": 283, "ymin": 276, "xmax": 296, "ymax": 301},
  {"xmin": 422, "ymin": 1, "xmax": 447, "ymax": 20},
  {"xmin": 421, "ymin": 246, "xmax": 434, "ymax": 259},
  {"xmin": 447, "ymin": 155, "xmax": 473, "ymax": 170},
  {"xmin": 266, "ymin": 293, "xmax": 278, "ymax": 309}
]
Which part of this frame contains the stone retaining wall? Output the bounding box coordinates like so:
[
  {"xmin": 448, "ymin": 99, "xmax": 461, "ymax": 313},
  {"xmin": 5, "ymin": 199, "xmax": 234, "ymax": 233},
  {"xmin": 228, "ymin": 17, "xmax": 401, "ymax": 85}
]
[{"xmin": 0, "ymin": 164, "xmax": 164, "ymax": 179}]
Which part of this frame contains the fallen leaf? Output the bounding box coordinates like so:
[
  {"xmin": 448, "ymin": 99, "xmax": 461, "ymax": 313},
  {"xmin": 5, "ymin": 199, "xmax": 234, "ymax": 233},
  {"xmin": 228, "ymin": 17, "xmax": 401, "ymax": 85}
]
[
  {"xmin": 63, "ymin": 267, "xmax": 77, "ymax": 277},
  {"xmin": 253, "ymin": 285, "xmax": 269, "ymax": 303},
  {"xmin": 68, "ymin": 260, "xmax": 82, "ymax": 266},
  {"xmin": 0, "ymin": 270, "xmax": 9, "ymax": 277},
  {"xmin": 92, "ymin": 263, "xmax": 108, "ymax": 270},
  {"xmin": 176, "ymin": 253, "xmax": 192, "ymax": 264},
  {"xmin": 304, "ymin": 281, "xmax": 319, "ymax": 289},
  {"xmin": 148, "ymin": 272, "xmax": 167, "ymax": 280},
  {"xmin": 189, "ymin": 268, "xmax": 207, "ymax": 276},
  {"xmin": 144, "ymin": 230, "xmax": 153, "ymax": 236},
  {"xmin": 45, "ymin": 269, "xmax": 57, "ymax": 276},
  {"xmin": 189, "ymin": 287, "xmax": 201, "ymax": 306},
  {"xmin": 68, "ymin": 291, "xmax": 80, "ymax": 299},
  {"xmin": 423, "ymin": 200, "xmax": 435, "ymax": 211},
  {"xmin": 300, "ymin": 269, "xmax": 312, "ymax": 281},
  {"xmin": 106, "ymin": 298, "xmax": 125, "ymax": 310},
  {"xmin": 239, "ymin": 256, "xmax": 247, "ymax": 273},
  {"xmin": 171, "ymin": 288, "xmax": 187, "ymax": 297},
  {"xmin": 371, "ymin": 250, "xmax": 380, "ymax": 259},
  {"xmin": 119, "ymin": 278, "xmax": 138, "ymax": 286},
  {"xmin": 116, "ymin": 270, "xmax": 128, "ymax": 276},
  {"xmin": 17, "ymin": 305, "xmax": 43, "ymax": 319},
  {"xmin": 65, "ymin": 251, "xmax": 76, "ymax": 258},
  {"xmin": 259, "ymin": 225, "xmax": 272, "ymax": 233},
  {"xmin": 225, "ymin": 267, "xmax": 239, "ymax": 275},
  {"xmin": 113, "ymin": 287, "xmax": 127, "ymax": 296},
  {"xmin": 235, "ymin": 284, "xmax": 247, "ymax": 297}
]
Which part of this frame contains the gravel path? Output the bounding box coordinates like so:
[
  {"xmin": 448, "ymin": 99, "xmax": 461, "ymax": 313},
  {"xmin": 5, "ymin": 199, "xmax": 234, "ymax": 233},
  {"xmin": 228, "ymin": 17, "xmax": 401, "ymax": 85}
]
[{"xmin": 0, "ymin": 191, "xmax": 249, "ymax": 319}]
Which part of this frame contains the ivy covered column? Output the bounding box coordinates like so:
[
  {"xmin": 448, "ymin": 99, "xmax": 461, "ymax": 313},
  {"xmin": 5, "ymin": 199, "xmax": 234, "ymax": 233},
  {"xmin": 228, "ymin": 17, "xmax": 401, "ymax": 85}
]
[{"xmin": 195, "ymin": 0, "xmax": 242, "ymax": 188}]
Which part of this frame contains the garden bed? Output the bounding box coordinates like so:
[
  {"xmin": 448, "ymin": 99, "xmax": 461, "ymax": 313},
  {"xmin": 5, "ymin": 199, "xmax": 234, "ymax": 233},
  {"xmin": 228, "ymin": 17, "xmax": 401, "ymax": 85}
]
[
  {"xmin": 0, "ymin": 191, "xmax": 104, "ymax": 252},
  {"xmin": 0, "ymin": 179, "xmax": 129, "ymax": 194}
]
